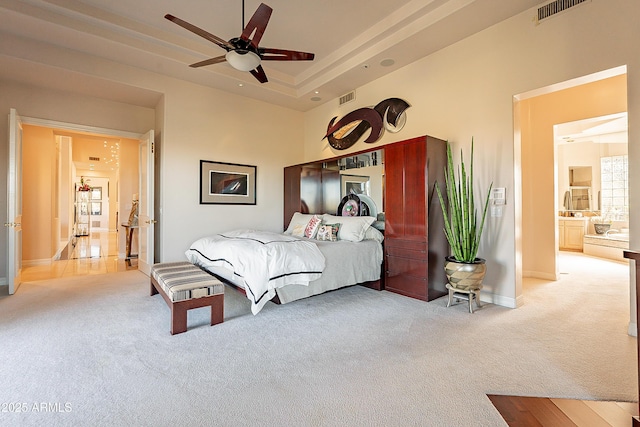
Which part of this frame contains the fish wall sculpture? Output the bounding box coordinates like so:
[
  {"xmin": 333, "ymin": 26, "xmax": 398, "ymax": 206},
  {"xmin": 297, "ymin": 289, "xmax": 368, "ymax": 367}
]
[{"xmin": 323, "ymin": 98, "xmax": 410, "ymax": 150}]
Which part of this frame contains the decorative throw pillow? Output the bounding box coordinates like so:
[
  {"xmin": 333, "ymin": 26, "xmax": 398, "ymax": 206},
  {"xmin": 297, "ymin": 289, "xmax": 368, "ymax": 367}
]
[
  {"xmin": 304, "ymin": 215, "xmax": 322, "ymax": 239},
  {"xmin": 315, "ymin": 223, "xmax": 340, "ymax": 242},
  {"xmin": 321, "ymin": 214, "xmax": 375, "ymax": 242}
]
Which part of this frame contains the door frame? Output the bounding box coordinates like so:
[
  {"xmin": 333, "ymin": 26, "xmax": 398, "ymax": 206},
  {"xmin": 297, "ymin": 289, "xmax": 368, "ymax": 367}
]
[
  {"xmin": 6, "ymin": 109, "xmax": 23, "ymax": 294},
  {"xmin": 16, "ymin": 115, "xmax": 156, "ymax": 275}
]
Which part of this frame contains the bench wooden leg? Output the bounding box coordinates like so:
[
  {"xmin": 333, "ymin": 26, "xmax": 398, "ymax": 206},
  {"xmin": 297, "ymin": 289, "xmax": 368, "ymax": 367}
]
[
  {"xmin": 171, "ymin": 304, "xmax": 188, "ymax": 335},
  {"xmin": 151, "ymin": 276, "xmax": 224, "ymax": 335},
  {"xmin": 210, "ymin": 294, "xmax": 224, "ymax": 326}
]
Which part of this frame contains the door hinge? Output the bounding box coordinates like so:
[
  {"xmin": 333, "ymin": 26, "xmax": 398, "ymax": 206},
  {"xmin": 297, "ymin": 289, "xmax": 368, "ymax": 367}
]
[{"xmin": 151, "ymin": 142, "xmax": 154, "ymax": 154}]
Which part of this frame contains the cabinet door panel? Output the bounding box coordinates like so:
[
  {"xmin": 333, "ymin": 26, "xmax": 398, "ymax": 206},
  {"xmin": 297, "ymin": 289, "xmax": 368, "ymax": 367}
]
[
  {"xmin": 384, "ymin": 143, "xmax": 405, "ymax": 238},
  {"xmin": 565, "ymin": 225, "xmax": 584, "ymax": 250},
  {"xmin": 386, "ymin": 255, "xmax": 427, "ymax": 280},
  {"xmin": 284, "ymin": 165, "xmax": 302, "ymax": 230},
  {"xmin": 402, "ymin": 141, "xmax": 427, "ymax": 237},
  {"xmin": 385, "ymin": 256, "xmax": 428, "ymax": 300},
  {"xmin": 386, "ymin": 245, "xmax": 428, "ymax": 260}
]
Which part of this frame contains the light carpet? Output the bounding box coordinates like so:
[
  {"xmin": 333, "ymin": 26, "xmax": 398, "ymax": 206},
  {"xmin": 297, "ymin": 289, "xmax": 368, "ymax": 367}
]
[{"xmin": 0, "ymin": 252, "xmax": 636, "ymax": 426}]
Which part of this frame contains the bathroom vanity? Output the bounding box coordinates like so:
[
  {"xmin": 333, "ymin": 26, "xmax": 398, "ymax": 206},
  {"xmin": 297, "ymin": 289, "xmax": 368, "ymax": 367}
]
[{"xmin": 558, "ymin": 217, "xmax": 588, "ymax": 251}]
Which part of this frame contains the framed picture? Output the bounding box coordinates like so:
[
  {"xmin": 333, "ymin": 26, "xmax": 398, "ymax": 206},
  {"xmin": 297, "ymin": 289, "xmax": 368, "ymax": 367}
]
[
  {"xmin": 341, "ymin": 174, "xmax": 370, "ymax": 197},
  {"xmin": 200, "ymin": 160, "xmax": 257, "ymax": 205}
]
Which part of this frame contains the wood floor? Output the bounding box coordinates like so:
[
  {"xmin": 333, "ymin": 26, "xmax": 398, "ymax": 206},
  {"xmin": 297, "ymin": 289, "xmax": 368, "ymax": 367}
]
[
  {"xmin": 489, "ymin": 394, "xmax": 639, "ymax": 427},
  {"xmin": 21, "ymin": 231, "xmax": 137, "ymax": 282}
]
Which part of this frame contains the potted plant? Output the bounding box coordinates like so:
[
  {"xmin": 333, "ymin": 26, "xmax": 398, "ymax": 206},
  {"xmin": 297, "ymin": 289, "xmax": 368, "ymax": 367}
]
[
  {"xmin": 591, "ymin": 214, "xmax": 612, "ymax": 234},
  {"xmin": 434, "ymin": 139, "xmax": 492, "ymax": 312}
]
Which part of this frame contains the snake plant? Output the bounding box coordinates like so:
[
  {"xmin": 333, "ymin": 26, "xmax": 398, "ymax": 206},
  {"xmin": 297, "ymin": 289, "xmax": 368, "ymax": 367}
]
[{"xmin": 435, "ymin": 139, "xmax": 492, "ymax": 263}]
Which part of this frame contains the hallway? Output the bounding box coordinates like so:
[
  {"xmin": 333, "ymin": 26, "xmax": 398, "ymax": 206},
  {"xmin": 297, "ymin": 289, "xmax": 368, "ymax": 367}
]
[{"xmin": 21, "ymin": 231, "xmax": 136, "ymax": 282}]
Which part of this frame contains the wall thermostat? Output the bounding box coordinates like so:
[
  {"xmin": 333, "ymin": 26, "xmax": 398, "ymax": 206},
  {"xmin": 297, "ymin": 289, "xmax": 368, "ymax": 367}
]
[{"xmin": 491, "ymin": 187, "xmax": 506, "ymax": 205}]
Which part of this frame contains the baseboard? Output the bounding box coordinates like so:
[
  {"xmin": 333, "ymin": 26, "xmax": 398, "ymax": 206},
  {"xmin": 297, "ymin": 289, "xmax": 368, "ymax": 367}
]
[
  {"xmin": 0, "ymin": 277, "xmax": 7, "ymax": 286},
  {"xmin": 23, "ymin": 258, "xmax": 53, "ymax": 267},
  {"xmin": 523, "ymin": 270, "xmax": 558, "ymax": 281},
  {"xmin": 628, "ymin": 322, "xmax": 637, "ymax": 337},
  {"xmin": 479, "ymin": 291, "xmax": 522, "ymax": 309}
]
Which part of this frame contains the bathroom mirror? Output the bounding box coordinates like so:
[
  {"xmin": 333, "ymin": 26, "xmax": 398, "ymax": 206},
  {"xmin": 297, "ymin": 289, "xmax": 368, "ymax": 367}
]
[
  {"xmin": 567, "ymin": 166, "xmax": 593, "ymax": 211},
  {"xmin": 569, "ymin": 166, "xmax": 592, "ymax": 186}
]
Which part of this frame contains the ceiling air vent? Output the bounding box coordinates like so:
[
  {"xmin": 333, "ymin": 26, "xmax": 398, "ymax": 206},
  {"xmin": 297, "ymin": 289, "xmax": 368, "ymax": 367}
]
[
  {"xmin": 89, "ymin": 156, "xmax": 100, "ymax": 161},
  {"xmin": 536, "ymin": 0, "xmax": 589, "ymax": 23},
  {"xmin": 339, "ymin": 91, "xmax": 356, "ymax": 106}
]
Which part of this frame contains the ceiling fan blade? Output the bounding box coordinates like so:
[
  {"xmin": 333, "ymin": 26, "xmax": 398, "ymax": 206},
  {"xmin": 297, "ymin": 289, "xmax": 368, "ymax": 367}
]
[
  {"xmin": 189, "ymin": 55, "xmax": 227, "ymax": 68},
  {"xmin": 240, "ymin": 3, "xmax": 272, "ymax": 49},
  {"xmin": 250, "ymin": 65, "xmax": 268, "ymax": 83},
  {"xmin": 165, "ymin": 14, "xmax": 234, "ymax": 50},
  {"xmin": 259, "ymin": 48, "xmax": 315, "ymax": 61}
]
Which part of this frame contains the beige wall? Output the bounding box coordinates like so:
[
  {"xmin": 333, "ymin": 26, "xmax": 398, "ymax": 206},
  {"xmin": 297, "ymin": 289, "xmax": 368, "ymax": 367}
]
[
  {"xmin": 22, "ymin": 125, "xmax": 56, "ymax": 262},
  {"xmin": 117, "ymin": 138, "xmax": 140, "ymax": 257},
  {"xmin": 158, "ymin": 80, "xmax": 305, "ymax": 259},
  {"xmin": 520, "ymin": 75, "xmax": 627, "ymax": 280}
]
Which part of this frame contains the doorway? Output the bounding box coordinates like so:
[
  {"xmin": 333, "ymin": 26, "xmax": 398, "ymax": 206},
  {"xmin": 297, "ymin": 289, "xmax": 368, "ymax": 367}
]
[
  {"xmin": 555, "ymin": 113, "xmax": 629, "ymax": 266},
  {"xmin": 17, "ymin": 118, "xmax": 152, "ymax": 282},
  {"xmin": 516, "ymin": 67, "xmax": 628, "ymax": 280},
  {"xmin": 514, "ymin": 65, "xmax": 632, "ymax": 329}
]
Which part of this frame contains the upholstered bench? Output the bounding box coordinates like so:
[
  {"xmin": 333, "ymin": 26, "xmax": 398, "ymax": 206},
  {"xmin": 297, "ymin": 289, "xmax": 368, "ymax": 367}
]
[{"xmin": 150, "ymin": 262, "xmax": 224, "ymax": 335}]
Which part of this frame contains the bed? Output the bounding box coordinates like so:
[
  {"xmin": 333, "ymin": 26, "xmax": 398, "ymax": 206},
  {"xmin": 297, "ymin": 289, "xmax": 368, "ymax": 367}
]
[{"xmin": 185, "ymin": 213, "xmax": 384, "ymax": 314}]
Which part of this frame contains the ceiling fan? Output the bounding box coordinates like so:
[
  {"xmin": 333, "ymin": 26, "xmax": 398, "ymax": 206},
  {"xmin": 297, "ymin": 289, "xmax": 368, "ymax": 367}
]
[{"xmin": 165, "ymin": 1, "xmax": 315, "ymax": 83}]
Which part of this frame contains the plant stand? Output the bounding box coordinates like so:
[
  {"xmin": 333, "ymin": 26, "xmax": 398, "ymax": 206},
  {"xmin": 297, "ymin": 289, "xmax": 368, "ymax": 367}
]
[{"xmin": 446, "ymin": 284, "xmax": 482, "ymax": 313}]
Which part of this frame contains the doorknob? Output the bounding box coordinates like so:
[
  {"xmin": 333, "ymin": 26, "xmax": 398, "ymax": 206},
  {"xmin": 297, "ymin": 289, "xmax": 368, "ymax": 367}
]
[
  {"xmin": 4, "ymin": 222, "xmax": 21, "ymax": 227},
  {"xmin": 145, "ymin": 220, "xmax": 158, "ymax": 224}
]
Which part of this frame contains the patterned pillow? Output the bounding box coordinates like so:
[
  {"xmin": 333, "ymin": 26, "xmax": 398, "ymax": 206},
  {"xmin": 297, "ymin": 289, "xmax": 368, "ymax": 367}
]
[
  {"xmin": 304, "ymin": 215, "xmax": 322, "ymax": 239},
  {"xmin": 315, "ymin": 223, "xmax": 340, "ymax": 242},
  {"xmin": 321, "ymin": 214, "xmax": 375, "ymax": 242}
]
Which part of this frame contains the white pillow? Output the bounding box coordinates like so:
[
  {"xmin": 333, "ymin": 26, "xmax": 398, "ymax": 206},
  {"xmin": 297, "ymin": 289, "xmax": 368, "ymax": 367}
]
[
  {"xmin": 285, "ymin": 212, "xmax": 315, "ymax": 235},
  {"xmin": 321, "ymin": 214, "xmax": 375, "ymax": 242},
  {"xmin": 363, "ymin": 226, "xmax": 384, "ymax": 243}
]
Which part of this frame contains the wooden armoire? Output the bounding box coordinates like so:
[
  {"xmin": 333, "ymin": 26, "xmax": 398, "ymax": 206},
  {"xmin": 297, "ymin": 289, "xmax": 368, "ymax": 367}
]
[
  {"xmin": 383, "ymin": 135, "xmax": 448, "ymax": 301},
  {"xmin": 283, "ymin": 135, "xmax": 449, "ymax": 302}
]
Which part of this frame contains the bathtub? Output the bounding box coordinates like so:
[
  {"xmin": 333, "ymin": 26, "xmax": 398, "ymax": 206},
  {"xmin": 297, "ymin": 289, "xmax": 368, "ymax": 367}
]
[{"xmin": 583, "ymin": 230, "xmax": 629, "ymax": 262}]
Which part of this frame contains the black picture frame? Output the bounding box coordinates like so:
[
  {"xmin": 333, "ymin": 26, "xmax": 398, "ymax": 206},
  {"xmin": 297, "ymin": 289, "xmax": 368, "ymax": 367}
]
[{"xmin": 200, "ymin": 160, "xmax": 257, "ymax": 205}]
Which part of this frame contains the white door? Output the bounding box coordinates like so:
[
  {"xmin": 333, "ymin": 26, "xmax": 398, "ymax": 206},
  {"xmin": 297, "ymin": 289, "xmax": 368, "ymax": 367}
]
[
  {"xmin": 6, "ymin": 109, "xmax": 23, "ymax": 294},
  {"xmin": 137, "ymin": 130, "xmax": 155, "ymax": 275}
]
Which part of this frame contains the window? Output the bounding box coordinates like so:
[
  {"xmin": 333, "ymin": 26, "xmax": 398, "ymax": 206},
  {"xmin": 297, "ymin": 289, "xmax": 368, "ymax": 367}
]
[{"xmin": 600, "ymin": 155, "xmax": 628, "ymax": 220}]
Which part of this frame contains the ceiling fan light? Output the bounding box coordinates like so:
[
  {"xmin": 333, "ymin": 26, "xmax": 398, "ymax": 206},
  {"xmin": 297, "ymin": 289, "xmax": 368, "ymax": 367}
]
[{"xmin": 226, "ymin": 50, "xmax": 261, "ymax": 72}]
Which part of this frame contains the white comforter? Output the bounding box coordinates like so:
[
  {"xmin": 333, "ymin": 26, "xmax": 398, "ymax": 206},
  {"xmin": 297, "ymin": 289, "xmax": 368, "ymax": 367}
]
[{"xmin": 185, "ymin": 230, "xmax": 325, "ymax": 314}]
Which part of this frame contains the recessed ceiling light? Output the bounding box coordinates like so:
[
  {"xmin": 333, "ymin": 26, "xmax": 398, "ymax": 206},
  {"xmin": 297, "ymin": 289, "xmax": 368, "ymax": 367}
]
[
  {"xmin": 380, "ymin": 58, "xmax": 395, "ymax": 67},
  {"xmin": 314, "ymin": 91, "xmax": 319, "ymax": 94},
  {"xmin": 238, "ymin": 83, "xmax": 244, "ymax": 87},
  {"xmin": 311, "ymin": 96, "xmax": 321, "ymax": 102}
]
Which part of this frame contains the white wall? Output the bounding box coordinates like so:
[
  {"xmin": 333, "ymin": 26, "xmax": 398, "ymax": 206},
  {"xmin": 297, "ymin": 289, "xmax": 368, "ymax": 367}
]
[
  {"xmin": 158, "ymin": 81, "xmax": 304, "ymax": 261},
  {"xmin": 302, "ymin": 0, "xmax": 640, "ymax": 308}
]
